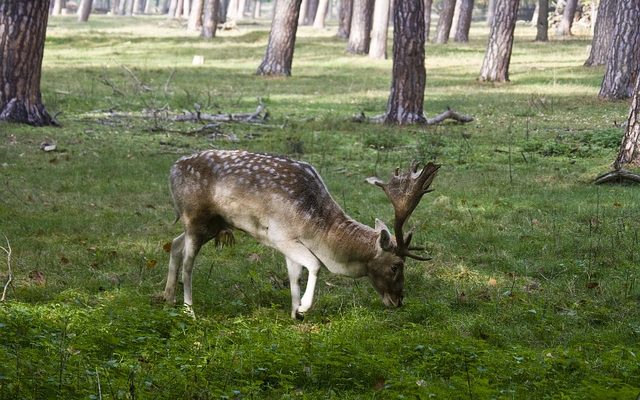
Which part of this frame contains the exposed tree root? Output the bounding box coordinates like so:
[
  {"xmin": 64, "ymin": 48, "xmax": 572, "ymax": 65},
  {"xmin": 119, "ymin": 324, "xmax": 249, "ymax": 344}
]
[
  {"xmin": 0, "ymin": 98, "xmax": 59, "ymax": 127},
  {"xmin": 353, "ymin": 107, "xmax": 474, "ymax": 125},
  {"xmin": 594, "ymin": 169, "xmax": 640, "ymax": 185}
]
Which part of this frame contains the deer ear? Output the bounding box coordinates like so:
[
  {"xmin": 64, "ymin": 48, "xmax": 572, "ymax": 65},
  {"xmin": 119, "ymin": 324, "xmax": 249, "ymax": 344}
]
[{"xmin": 375, "ymin": 219, "xmax": 393, "ymax": 252}]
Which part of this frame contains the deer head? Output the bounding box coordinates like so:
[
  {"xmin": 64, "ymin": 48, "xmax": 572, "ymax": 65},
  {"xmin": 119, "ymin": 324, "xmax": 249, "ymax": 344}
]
[{"xmin": 367, "ymin": 161, "xmax": 440, "ymax": 262}]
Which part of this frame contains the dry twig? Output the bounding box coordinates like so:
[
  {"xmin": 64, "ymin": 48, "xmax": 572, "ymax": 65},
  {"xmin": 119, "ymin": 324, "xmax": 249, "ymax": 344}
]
[{"xmin": 1, "ymin": 235, "xmax": 12, "ymax": 302}]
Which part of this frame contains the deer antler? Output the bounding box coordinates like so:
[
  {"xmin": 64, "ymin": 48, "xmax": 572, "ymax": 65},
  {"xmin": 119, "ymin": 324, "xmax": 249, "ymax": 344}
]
[{"xmin": 369, "ymin": 161, "xmax": 440, "ymax": 261}]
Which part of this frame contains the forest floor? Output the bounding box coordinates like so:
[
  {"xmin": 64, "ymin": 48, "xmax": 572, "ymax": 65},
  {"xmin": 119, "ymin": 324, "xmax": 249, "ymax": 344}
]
[{"xmin": 0, "ymin": 16, "xmax": 639, "ymax": 399}]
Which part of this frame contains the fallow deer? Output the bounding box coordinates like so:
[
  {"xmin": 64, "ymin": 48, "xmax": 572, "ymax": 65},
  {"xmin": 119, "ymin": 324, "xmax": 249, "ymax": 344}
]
[{"xmin": 163, "ymin": 149, "xmax": 439, "ymax": 318}]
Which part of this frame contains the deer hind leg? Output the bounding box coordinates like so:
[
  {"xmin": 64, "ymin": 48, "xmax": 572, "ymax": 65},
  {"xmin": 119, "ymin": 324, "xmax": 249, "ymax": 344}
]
[
  {"xmin": 181, "ymin": 231, "xmax": 205, "ymax": 317},
  {"xmin": 164, "ymin": 233, "xmax": 185, "ymax": 305}
]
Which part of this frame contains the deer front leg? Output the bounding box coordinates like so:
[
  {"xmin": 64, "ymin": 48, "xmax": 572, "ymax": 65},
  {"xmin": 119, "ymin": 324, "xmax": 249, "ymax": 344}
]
[
  {"xmin": 164, "ymin": 233, "xmax": 185, "ymax": 305},
  {"xmin": 281, "ymin": 243, "xmax": 322, "ymax": 319}
]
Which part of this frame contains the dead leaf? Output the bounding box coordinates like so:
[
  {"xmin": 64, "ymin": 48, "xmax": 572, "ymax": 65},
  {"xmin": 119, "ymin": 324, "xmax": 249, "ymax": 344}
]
[
  {"xmin": 373, "ymin": 376, "xmax": 386, "ymax": 391},
  {"xmin": 163, "ymin": 242, "xmax": 172, "ymax": 253},
  {"xmin": 247, "ymin": 253, "xmax": 261, "ymax": 263},
  {"xmin": 488, "ymin": 277, "xmax": 497, "ymax": 287},
  {"xmin": 146, "ymin": 259, "xmax": 158, "ymax": 269},
  {"xmin": 29, "ymin": 270, "xmax": 46, "ymax": 286},
  {"xmin": 60, "ymin": 255, "xmax": 70, "ymax": 264},
  {"xmin": 586, "ymin": 281, "xmax": 599, "ymax": 289}
]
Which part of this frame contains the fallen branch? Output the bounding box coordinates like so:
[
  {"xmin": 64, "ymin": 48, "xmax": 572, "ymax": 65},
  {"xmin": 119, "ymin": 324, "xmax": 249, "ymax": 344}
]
[
  {"xmin": 353, "ymin": 107, "xmax": 474, "ymax": 125},
  {"xmin": 172, "ymin": 99, "xmax": 268, "ymax": 123},
  {"xmin": 594, "ymin": 169, "xmax": 640, "ymax": 185},
  {"xmin": 1, "ymin": 235, "xmax": 12, "ymax": 302}
]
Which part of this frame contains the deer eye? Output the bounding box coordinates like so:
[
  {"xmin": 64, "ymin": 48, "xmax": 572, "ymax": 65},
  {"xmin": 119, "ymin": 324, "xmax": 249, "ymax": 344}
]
[{"xmin": 391, "ymin": 263, "xmax": 402, "ymax": 273}]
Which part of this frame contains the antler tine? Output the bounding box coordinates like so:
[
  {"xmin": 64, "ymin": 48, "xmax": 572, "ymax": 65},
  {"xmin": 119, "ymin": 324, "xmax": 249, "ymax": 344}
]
[{"xmin": 375, "ymin": 161, "xmax": 440, "ymax": 260}]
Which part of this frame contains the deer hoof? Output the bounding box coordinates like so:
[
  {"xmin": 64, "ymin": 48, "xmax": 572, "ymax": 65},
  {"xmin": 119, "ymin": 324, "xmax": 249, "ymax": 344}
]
[
  {"xmin": 183, "ymin": 304, "xmax": 196, "ymax": 319},
  {"xmin": 295, "ymin": 311, "xmax": 305, "ymax": 321}
]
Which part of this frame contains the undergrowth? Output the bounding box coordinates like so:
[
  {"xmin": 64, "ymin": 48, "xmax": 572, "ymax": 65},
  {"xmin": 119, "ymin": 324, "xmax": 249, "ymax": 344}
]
[{"xmin": 0, "ymin": 16, "xmax": 638, "ymax": 399}]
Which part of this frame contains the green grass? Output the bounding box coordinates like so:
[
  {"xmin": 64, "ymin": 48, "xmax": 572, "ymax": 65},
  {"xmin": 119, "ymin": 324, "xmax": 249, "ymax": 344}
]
[{"xmin": 0, "ymin": 16, "xmax": 639, "ymax": 399}]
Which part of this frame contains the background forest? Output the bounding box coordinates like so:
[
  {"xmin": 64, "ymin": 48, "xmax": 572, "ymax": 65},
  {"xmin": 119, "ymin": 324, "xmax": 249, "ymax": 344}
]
[{"xmin": 0, "ymin": 0, "xmax": 639, "ymax": 399}]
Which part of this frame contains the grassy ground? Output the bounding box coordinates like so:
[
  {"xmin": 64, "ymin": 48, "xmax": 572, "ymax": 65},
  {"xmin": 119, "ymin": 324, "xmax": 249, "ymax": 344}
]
[{"xmin": 0, "ymin": 16, "xmax": 639, "ymax": 399}]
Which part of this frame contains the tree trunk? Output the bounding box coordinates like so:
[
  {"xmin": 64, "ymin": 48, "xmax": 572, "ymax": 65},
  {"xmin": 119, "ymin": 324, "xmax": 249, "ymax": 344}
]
[
  {"xmin": 253, "ymin": 0, "xmax": 261, "ymax": 18},
  {"xmin": 227, "ymin": 0, "xmax": 238, "ymax": 18},
  {"xmin": 384, "ymin": 0, "xmax": 426, "ymax": 124},
  {"xmin": 218, "ymin": 0, "xmax": 229, "ymax": 22},
  {"xmin": 111, "ymin": 0, "xmax": 120, "ymax": 15},
  {"xmin": 479, "ymin": 0, "xmax": 519, "ymax": 82},
  {"xmin": 52, "ymin": 0, "xmax": 65, "ymax": 15},
  {"xmin": 168, "ymin": 0, "xmax": 178, "ymax": 16},
  {"xmin": 424, "ymin": 0, "xmax": 432, "ymax": 41},
  {"xmin": 188, "ymin": 0, "xmax": 205, "ymax": 30},
  {"xmin": 202, "ymin": 0, "xmax": 220, "ymax": 37},
  {"xmin": 556, "ymin": 0, "xmax": 577, "ymax": 36},
  {"xmin": 454, "ymin": 0, "xmax": 474, "ymax": 42},
  {"xmin": 298, "ymin": 0, "xmax": 308, "ymax": 23},
  {"xmin": 585, "ymin": 0, "xmax": 616, "ymax": 66},
  {"xmin": 346, "ymin": 0, "xmax": 374, "ymax": 54},
  {"xmin": 133, "ymin": 0, "xmax": 144, "ymax": 13},
  {"xmin": 304, "ymin": 0, "xmax": 318, "ymax": 25},
  {"xmin": 614, "ymin": 75, "xmax": 640, "ymax": 169},
  {"xmin": 530, "ymin": 1, "xmax": 538, "ymax": 25},
  {"xmin": 337, "ymin": 0, "xmax": 353, "ymax": 39},
  {"xmin": 237, "ymin": 0, "xmax": 247, "ymax": 19},
  {"xmin": 256, "ymin": 0, "xmax": 302, "ymax": 76},
  {"xmin": 126, "ymin": 0, "xmax": 135, "ymax": 15},
  {"xmin": 145, "ymin": 0, "xmax": 156, "ymax": 13},
  {"xmin": 119, "ymin": 0, "xmax": 128, "ymax": 14},
  {"xmin": 535, "ymin": 0, "xmax": 548, "ymax": 41},
  {"xmin": 78, "ymin": 0, "xmax": 94, "ymax": 21},
  {"xmin": 599, "ymin": 1, "xmax": 640, "ymax": 100},
  {"xmin": 312, "ymin": 0, "xmax": 329, "ymax": 28},
  {"xmin": 434, "ymin": 0, "xmax": 455, "ymax": 44},
  {"xmin": 0, "ymin": 0, "xmax": 57, "ymax": 126},
  {"xmin": 368, "ymin": 0, "xmax": 390, "ymax": 59},
  {"xmin": 486, "ymin": 0, "xmax": 495, "ymax": 25}
]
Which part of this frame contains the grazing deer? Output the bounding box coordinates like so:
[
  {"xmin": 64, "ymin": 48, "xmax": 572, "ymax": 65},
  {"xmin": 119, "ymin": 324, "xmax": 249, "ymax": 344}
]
[{"xmin": 163, "ymin": 149, "xmax": 439, "ymax": 319}]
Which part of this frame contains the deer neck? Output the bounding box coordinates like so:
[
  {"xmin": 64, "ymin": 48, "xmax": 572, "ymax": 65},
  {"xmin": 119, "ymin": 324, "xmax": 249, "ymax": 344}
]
[{"xmin": 302, "ymin": 212, "xmax": 378, "ymax": 278}]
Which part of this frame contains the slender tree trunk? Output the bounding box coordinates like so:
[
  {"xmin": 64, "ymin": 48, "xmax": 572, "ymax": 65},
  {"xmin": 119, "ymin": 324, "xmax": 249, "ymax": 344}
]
[
  {"xmin": 599, "ymin": 1, "xmax": 640, "ymax": 100},
  {"xmin": 486, "ymin": 0, "xmax": 495, "ymax": 25},
  {"xmin": 188, "ymin": 0, "xmax": 205, "ymax": 29},
  {"xmin": 556, "ymin": 0, "xmax": 577, "ymax": 36},
  {"xmin": 298, "ymin": 0, "xmax": 308, "ymax": 23},
  {"xmin": 226, "ymin": 0, "xmax": 238, "ymax": 18},
  {"xmin": 183, "ymin": 0, "xmax": 192, "ymax": 17},
  {"xmin": 133, "ymin": 0, "xmax": 144, "ymax": 13},
  {"xmin": 304, "ymin": 0, "xmax": 318, "ymax": 24},
  {"xmin": 78, "ymin": 0, "xmax": 94, "ymax": 21},
  {"xmin": 253, "ymin": 0, "xmax": 261, "ymax": 18},
  {"xmin": 346, "ymin": 0, "xmax": 374, "ymax": 54},
  {"xmin": 218, "ymin": 0, "xmax": 229, "ymax": 21},
  {"xmin": 385, "ymin": 0, "xmax": 426, "ymax": 124},
  {"xmin": 0, "ymin": 0, "xmax": 57, "ymax": 126},
  {"xmin": 614, "ymin": 75, "xmax": 640, "ymax": 169},
  {"xmin": 52, "ymin": 0, "xmax": 65, "ymax": 15},
  {"xmin": 368, "ymin": 0, "xmax": 390, "ymax": 59},
  {"xmin": 479, "ymin": 0, "xmax": 520, "ymax": 82},
  {"xmin": 118, "ymin": 0, "xmax": 127, "ymax": 14},
  {"xmin": 237, "ymin": 0, "xmax": 247, "ymax": 19},
  {"xmin": 535, "ymin": 0, "xmax": 548, "ymax": 41},
  {"xmin": 451, "ymin": 0, "xmax": 461, "ymax": 34},
  {"xmin": 202, "ymin": 0, "xmax": 220, "ymax": 37},
  {"xmin": 434, "ymin": 0, "xmax": 455, "ymax": 44},
  {"xmin": 530, "ymin": 1, "xmax": 538, "ymax": 25},
  {"xmin": 168, "ymin": 0, "xmax": 178, "ymax": 16},
  {"xmin": 174, "ymin": 0, "xmax": 184, "ymax": 17},
  {"xmin": 424, "ymin": 0, "xmax": 432, "ymax": 41},
  {"xmin": 585, "ymin": 0, "xmax": 616, "ymax": 66},
  {"xmin": 256, "ymin": 0, "xmax": 302, "ymax": 76},
  {"xmin": 454, "ymin": 0, "xmax": 474, "ymax": 42},
  {"xmin": 126, "ymin": 0, "xmax": 135, "ymax": 15},
  {"xmin": 313, "ymin": 0, "xmax": 329, "ymax": 28},
  {"xmin": 337, "ymin": 0, "xmax": 353, "ymax": 39},
  {"xmin": 145, "ymin": 0, "xmax": 157, "ymax": 13}
]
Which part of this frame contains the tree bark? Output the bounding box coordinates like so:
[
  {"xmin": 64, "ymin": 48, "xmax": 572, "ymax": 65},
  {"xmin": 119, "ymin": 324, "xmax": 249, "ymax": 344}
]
[
  {"xmin": 183, "ymin": 0, "xmax": 192, "ymax": 17},
  {"xmin": 478, "ymin": 0, "xmax": 520, "ymax": 82},
  {"xmin": 188, "ymin": 0, "xmax": 205, "ymax": 30},
  {"xmin": 111, "ymin": 0, "xmax": 120, "ymax": 15},
  {"xmin": 78, "ymin": 0, "xmax": 93, "ymax": 21},
  {"xmin": 256, "ymin": 0, "xmax": 302, "ymax": 76},
  {"xmin": 133, "ymin": 0, "xmax": 144, "ymax": 13},
  {"xmin": 556, "ymin": 0, "xmax": 577, "ymax": 36},
  {"xmin": 424, "ymin": 0, "xmax": 432, "ymax": 41},
  {"xmin": 584, "ymin": 0, "xmax": 616, "ymax": 66},
  {"xmin": 201, "ymin": 0, "xmax": 220, "ymax": 37},
  {"xmin": 0, "ymin": 0, "xmax": 57, "ymax": 126},
  {"xmin": 598, "ymin": 1, "xmax": 640, "ymax": 100},
  {"xmin": 434, "ymin": 0, "xmax": 455, "ymax": 44},
  {"xmin": 52, "ymin": 0, "xmax": 65, "ymax": 15},
  {"xmin": 486, "ymin": 0, "xmax": 495, "ymax": 26},
  {"xmin": 337, "ymin": 0, "xmax": 353, "ymax": 39},
  {"xmin": 236, "ymin": 0, "xmax": 247, "ymax": 19},
  {"xmin": 168, "ymin": 0, "xmax": 178, "ymax": 17},
  {"xmin": 535, "ymin": 0, "xmax": 548, "ymax": 42},
  {"xmin": 384, "ymin": 0, "xmax": 426, "ymax": 124},
  {"xmin": 145, "ymin": 0, "xmax": 157, "ymax": 13},
  {"xmin": 312, "ymin": 0, "xmax": 329, "ymax": 28},
  {"xmin": 346, "ymin": 0, "xmax": 374, "ymax": 54},
  {"xmin": 304, "ymin": 0, "xmax": 318, "ymax": 25},
  {"xmin": 368, "ymin": 0, "xmax": 390, "ymax": 59},
  {"xmin": 614, "ymin": 75, "xmax": 640, "ymax": 169},
  {"xmin": 253, "ymin": 0, "xmax": 262, "ymax": 18},
  {"xmin": 454, "ymin": 0, "xmax": 474, "ymax": 42}
]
